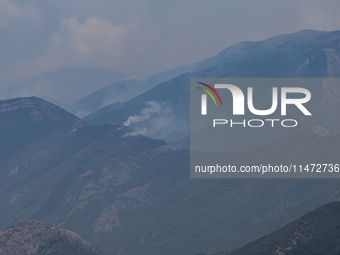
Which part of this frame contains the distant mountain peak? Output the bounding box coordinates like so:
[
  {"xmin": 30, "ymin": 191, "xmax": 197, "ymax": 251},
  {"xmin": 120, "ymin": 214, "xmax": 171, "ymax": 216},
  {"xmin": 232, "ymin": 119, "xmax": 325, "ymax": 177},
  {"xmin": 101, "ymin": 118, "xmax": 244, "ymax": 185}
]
[
  {"xmin": 0, "ymin": 96, "xmax": 73, "ymax": 113},
  {"xmin": 0, "ymin": 97, "xmax": 54, "ymax": 113},
  {"xmin": 0, "ymin": 97, "xmax": 86, "ymax": 132},
  {"xmin": 1, "ymin": 66, "xmax": 127, "ymax": 105},
  {"xmin": 262, "ymin": 29, "xmax": 328, "ymax": 47}
]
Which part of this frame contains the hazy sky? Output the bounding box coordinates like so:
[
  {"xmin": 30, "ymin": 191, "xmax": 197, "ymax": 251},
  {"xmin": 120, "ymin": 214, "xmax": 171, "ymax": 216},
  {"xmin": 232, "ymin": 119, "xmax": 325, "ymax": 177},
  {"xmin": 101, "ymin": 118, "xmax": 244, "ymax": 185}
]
[{"xmin": 1, "ymin": 0, "xmax": 340, "ymax": 86}]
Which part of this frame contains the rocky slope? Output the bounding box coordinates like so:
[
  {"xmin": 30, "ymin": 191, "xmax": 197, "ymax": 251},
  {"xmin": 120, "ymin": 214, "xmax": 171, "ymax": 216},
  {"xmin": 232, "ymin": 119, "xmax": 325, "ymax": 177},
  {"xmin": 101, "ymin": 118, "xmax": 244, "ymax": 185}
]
[
  {"xmin": 0, "ymin": 220, "xmax": 104, "ymax": 255},
  {"xmin": 197, "ymin": 202, "xmax": 340, "ymax": 255}
]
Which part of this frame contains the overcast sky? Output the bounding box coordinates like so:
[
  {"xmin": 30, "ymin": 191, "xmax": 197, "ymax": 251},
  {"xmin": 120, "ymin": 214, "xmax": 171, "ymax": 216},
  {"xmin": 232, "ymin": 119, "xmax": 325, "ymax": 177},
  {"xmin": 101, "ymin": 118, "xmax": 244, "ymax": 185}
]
[{"xmin": 1, "ymin": 0, "xmax": 340, "ymax": 86}]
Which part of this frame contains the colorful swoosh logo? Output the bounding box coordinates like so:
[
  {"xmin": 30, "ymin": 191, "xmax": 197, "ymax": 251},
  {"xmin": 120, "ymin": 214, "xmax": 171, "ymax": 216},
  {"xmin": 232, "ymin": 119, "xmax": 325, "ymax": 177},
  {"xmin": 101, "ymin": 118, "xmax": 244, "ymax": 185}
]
[{"xmin": 196, "ymin": 82, "xmax": 223, "ymax": 106}]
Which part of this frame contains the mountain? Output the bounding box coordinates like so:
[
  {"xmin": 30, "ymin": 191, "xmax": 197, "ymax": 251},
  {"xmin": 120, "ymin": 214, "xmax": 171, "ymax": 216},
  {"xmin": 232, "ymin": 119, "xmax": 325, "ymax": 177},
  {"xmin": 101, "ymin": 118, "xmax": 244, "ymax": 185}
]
[
  {"xmin": 198, "ymin": 202, "xmax": 340, "ymax": 255},
  {"xmin": 84, "ymin": 29, "xmax": 340, "ymax": 146},
  {"xmin": 68, "ymin": 48, "xmax": 233, "ymax": 118},
  {"xmin": 286, "ymin": 223, "xmax": 340, "ymax": 255},
  {"xmin": 0, "ymin": 97, "xmax": 188, "ymax": 254},
  {"xmin": 68, "ymin": 78, "xmax": 155, "ymax": 117},
  {"xmin": 69, "ymin": 34, "xmax": 262, "ymax": 118},
  {"xmin": 0, "ymin": 66, "xmax": 126, "ymax": 105},
  {"xmin": 0, "ymin": 220, "xmax": 104, "ymax": 255},
  {"xmin": 1, "ymin": 97, "xmax": 340, "ymax": 255}
]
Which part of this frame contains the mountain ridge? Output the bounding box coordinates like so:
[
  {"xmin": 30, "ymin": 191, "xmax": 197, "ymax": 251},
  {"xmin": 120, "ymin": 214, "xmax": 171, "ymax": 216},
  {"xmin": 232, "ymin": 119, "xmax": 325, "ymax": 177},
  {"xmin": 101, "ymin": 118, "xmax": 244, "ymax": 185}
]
[
  {"xmin": 84, "ymin": 29, "xmax": 340, "ymax": 148},
  {"xmin": 72, "ymin": 30, "xmax": 326, "ymax": 117},
  {"xmin": 0, "ymin": 66, "xmax": 127, "ymax": 106}
]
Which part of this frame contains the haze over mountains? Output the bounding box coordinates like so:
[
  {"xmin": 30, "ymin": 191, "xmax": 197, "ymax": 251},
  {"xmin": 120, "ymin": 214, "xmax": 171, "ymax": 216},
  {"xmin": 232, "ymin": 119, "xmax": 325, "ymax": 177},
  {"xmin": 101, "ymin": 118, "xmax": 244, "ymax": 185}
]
[
  {"xmin": 1, "ymin": 37, "xmax": 241, "ymax": 118},
  {"xmin": 4, "ymin": 29, "xmax": 340, "ymax": 127},
  {"xmin": 81, "ymin": 29, "xmax": 340, "ymax": 146},
  {"xmin": 0, "ymin": 66, "xmax": 126, "ymax": 106},
  {"xmin": 1, "ymin": 29, "xmax": 340, "ymax": 255},
  {"xmin": 67, "ymin": 45, "xmax": 243, "ymax": 117}
]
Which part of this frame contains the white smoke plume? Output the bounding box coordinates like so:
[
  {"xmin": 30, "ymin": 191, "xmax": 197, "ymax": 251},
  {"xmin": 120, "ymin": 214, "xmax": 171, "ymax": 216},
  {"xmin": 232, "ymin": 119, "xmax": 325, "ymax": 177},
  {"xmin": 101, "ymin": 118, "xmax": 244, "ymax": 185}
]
[{"xmin": 124, "ymin": 101, "xmax": 177, "ymax": 140}]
